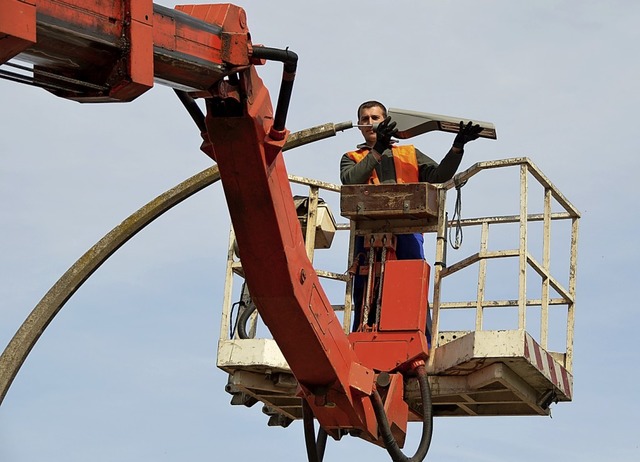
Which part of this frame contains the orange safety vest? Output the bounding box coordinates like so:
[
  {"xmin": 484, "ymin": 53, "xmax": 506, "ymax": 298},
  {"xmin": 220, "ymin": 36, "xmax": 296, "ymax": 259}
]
[{"xmin": 346, "ymin": 145, "xmax": 419, "ymax": 184}]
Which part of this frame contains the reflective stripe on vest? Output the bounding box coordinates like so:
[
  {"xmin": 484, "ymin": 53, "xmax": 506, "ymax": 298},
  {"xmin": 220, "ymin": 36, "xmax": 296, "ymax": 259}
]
[{"xmin": 346, "ymin": 145, "xmax": 419, "ymax": 184}]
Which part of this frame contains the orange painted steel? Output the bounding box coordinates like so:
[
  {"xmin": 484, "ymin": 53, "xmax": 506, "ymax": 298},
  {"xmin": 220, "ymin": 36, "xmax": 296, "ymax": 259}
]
[
  {"xmin": 380, "ymin": 260, "xmax": 431, "ymax": 332},
  {"xmin": 0, "ymin": 0, "xmax": 36, "ymax": 63},
  {"xmin": 0, "ymin": 0, "xmax": 431, "ymax": 448},
  {"xmin": 202, "ymin": 65, "xmax": 382, "ymax": 441},
  {"xmin": 0, "ymin": 1, "xmax": 251, "ymax": 101}
]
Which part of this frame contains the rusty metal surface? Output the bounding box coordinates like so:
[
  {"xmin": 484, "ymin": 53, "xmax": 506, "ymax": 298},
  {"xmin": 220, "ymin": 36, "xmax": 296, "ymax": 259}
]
[{"xmin": 340, "ymin": 183, "xmax": 438, "ymax": 221}]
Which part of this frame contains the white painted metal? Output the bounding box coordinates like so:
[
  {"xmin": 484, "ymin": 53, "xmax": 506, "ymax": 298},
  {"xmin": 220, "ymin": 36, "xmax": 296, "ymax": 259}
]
[
  {"xmin": 218, "ymin": 339, "xmax": 289, "ymax": 373},
  {"xmin": 217, "ymin": 159, "xmax": 580, "ymax": 425},
  {"xmin": 303, "ymin": 186, "xmax": 319, "ymax": 261}
]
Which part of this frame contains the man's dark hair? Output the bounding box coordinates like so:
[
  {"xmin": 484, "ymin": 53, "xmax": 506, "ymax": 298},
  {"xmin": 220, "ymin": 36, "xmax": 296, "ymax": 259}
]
[{"xmin": 357, "ymin": 100, "xmax": 387, "ymax": 121}]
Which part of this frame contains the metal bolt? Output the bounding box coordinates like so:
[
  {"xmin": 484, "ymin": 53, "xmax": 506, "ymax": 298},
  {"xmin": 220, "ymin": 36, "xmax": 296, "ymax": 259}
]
[{"xmin": 376, "ymin": 371, "xmax": 391, "ymax": 388}]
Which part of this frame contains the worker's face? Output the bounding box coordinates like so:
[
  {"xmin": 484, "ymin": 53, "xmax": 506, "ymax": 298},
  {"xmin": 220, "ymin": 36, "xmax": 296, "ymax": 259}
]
[{"xmin": 358, "ymin": 106, "xmax": 385, "ymax": 146}]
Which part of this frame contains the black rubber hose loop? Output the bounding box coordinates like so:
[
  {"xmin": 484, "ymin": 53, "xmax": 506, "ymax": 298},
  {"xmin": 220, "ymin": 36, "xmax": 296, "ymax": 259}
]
[
  {"xmin": 173, "ymin": 89, "xmax": 207, "ymax": 133},
  {"xmin": 302, "ymin": 399, "xmax": 328, "ymax": 462},
  {"xmin": 251, "ymin": 46, "xmax": 298, "ymax": 132},
  {"xmin": 371, "ymin": 365, "xmax": 433, "ymax": 462},
  {"xmin": 236, "ymin": 302, "xmax": 257, "ymax": 339}
]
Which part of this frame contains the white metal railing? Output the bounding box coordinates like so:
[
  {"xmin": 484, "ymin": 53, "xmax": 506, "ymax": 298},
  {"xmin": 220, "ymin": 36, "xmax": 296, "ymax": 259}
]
[
  {"xmin": 430, "ymin": 158, "xmax": 580, "ymax": 372},
  {"xmin": 218, "ymin": 158, "xmax": 580, "ymax": 374},
  {"xmin": 218, "ymin": 175, "xmax": 351, "ymax": 346}
]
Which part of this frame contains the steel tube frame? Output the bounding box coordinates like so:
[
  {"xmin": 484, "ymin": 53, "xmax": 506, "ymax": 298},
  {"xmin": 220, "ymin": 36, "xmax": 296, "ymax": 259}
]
[{"xmin": 430, "ymin": 157, "xmax": 580, "ymax": 373}]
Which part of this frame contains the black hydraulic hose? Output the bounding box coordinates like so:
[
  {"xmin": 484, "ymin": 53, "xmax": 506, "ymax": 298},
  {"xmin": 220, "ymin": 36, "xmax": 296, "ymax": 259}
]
[
  {"xmin": 302, "ymin": 399, "xmax": 328, "ymax": 462},
  {"xmin": 173, "ymin": 89, "xmax": 207, "ymax": 133},
  {"xmin": 371, "ymin": 366, "xmax": 433, "ymax": 462},
  {"xmin": 251, "ymin": 46, "xmax": 298, "ymax": 132},
  {"xmin": 236, "ymin": 302, "xmax": 257, "ymax": 339},
  {"xmin": 316, "ymin": 427, "xmax": 328, "ymax": 462}
]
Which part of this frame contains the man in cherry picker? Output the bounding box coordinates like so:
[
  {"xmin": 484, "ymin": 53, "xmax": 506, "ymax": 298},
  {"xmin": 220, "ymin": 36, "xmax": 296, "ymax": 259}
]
[{"xmin": 340, "ymin": 100, "xmax": 482, "ymax": 332}]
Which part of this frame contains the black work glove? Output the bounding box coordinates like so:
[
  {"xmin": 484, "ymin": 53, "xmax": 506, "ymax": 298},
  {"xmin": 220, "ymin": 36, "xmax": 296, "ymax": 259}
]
[
  {"xmin": 373, "ymin": 116, "xmax": 398, "ymax": 154},
  {"xmin": 453, "ymin": 120, "xmax": 483, "ymax": 149}
]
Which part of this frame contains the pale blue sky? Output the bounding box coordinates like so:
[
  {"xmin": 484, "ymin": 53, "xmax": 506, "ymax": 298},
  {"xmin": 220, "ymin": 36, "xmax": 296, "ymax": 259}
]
[{"xmin": 1, "ymin": 1, "xmax": 639, "ymax": 461}]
